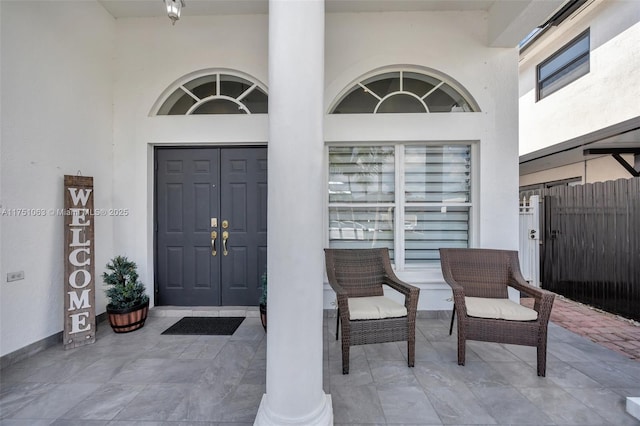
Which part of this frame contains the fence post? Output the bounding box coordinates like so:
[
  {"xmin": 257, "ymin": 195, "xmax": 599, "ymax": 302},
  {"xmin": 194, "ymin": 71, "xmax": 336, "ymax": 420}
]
[{"xmin": 519, "ymin": 195, "xmax": 540, "ymax": 287}]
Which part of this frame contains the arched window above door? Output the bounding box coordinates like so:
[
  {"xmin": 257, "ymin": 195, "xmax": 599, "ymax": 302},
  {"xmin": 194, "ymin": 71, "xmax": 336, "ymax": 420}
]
[
  {"xmin": 330, "ymin": 68, "xmax": 480, "ymax": 114},
  {"xmin": 155, "ymin": 71, "xmax": 268, "ymax": 115}
]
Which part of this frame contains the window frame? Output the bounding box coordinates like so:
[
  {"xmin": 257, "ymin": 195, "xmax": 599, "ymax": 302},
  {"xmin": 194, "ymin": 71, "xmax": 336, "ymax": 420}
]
[
  {"xmin": 150, "ymin": 69, "xmax": 268, "ymax": 116},
  {"xmin": 326, "ymin": 141, "xmax": 475, "ymax": 271},
  {"xmin": 329, "ymin": 67, "xmax": 481, "ymax": 114},
  {"xmin": 536, "ymin": 29, "xmax": 590, "ymax": 101}
]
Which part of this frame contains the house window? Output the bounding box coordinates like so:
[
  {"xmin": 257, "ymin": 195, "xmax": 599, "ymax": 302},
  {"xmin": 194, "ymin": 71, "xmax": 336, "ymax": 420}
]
[
  {"xmin": 331, "ymin": 70, "xmax": 479, "ymax": 114},
  {"xmin": 537, "ymin": 30, "xmax": 590, "ymax": 100},
  {"xmin": 328, "ymin": 144, "xmax": 471, "ymax": 268},
  {"xmin": 156, "ymin": 71, "xmax": 268, "ymax": 115}
]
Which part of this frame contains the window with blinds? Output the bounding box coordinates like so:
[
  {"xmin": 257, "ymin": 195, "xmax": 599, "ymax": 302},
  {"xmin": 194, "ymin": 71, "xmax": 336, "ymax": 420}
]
[{"xmin": 328, "ymin": 144, "xmax": 471, "ymax": 267}]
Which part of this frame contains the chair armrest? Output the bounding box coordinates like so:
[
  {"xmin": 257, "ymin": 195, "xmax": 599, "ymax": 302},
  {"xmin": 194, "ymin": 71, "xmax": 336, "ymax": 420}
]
[
  {"xmin": 448, "ymin": 283, "xmax": 468, "ymax": 317},
  {"xmin": 383, "ymin": 276, "xmax": 420, "ymax": 316},
  {"xmin": 509, "ymin": 274, "xmax": 555, "ymax": 324},
  {"xmin": 508, "ymin": 273, "xmax": 545, "ymax": 298},
  {"xmin": 327, "ymin": 280, "xmax": 350, "ymax": 319}
]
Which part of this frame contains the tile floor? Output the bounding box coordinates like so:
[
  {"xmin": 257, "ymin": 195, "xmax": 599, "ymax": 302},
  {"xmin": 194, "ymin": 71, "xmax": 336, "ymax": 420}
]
[{"xmin": 1, "ymin": 305, "xmax": 640, "ymax": 425}]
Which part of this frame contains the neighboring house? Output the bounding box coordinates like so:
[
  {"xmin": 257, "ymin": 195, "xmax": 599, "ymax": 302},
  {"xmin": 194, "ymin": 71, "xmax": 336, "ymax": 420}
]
[
  {"xmin": 519, "ymin": 0, "xmax": 640, "ymax": 189},
  {"xmin": 517, "ymin": 0, "xmax": 640, "ymax": 324},
  {"xmin": 1, "ymin": 1, "xmax": 565, "ymax": 424}
]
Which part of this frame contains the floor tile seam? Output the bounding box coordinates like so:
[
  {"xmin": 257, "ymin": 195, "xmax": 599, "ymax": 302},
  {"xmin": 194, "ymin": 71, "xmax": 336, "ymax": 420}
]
[
  {"xmin": 596, "ymin": 342, "xmax": 639, "ymax": 360},
  {"xmin": 607, "ymin": 362, "xmax": 640, "ymax": 379},
  {"xmin": 112, "ymin": 382, "xmax": 193, "ymax": 423},
  {"xmin": 7, "ymin": 382, "xmax": 104, "ymax": 421},
  {"xmin": 420, "ymin": 385, "xmax": 475, "ymax": 426},
  {"xmin": 549, "ymin": 325, "xmax": 640, "ymax": 362},
  {"xmin": 570, "ymin": 362, "xmax": 640, "ymax": 388},
  {"xmin": 364, "ymin": 377, "xmax": 391, "ymax": 426},
  {"xmin": 465, "ymin": 382, "xmax": 552, "ymax": 424},
  {"xmin": 515, "ymin": 384, "xmax": 611, "ymax": 426},
  {"xmin": 0, "ymin": 392, "xmax": 41, "ymax": 420},
  {"xmin": 0, "ymin": 415, "xmax": 60, "ymax": 423},
  {"xmin": 377, "ymin": 373, "xmax": 442, "ymax": 424},
  {"xmin": 56, "ymin": 386, "xmax": 136, "ymax": 423}
]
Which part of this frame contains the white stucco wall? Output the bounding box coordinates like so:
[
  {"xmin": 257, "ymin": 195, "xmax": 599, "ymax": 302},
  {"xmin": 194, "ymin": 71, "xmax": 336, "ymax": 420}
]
[
  {"xmin": 110, "ymin": 11, "xmax": 520, "ymax": 313},
  {"xmin": 1, "ymin": 6, "xmax": 525, "ymax": 356},
  {"xmin": 325, "ymin": 12, "xmax": 520, "ymax": 309},
  {"xmin": 0, "ymin": 1, "xmax": 115, "ymax": 356},
  {"xmin": 519, "ymin": 0, "xmax": 640, "ymax": 155},
  {"xmin": 112, "ymin": 15, "xmax": 270, "ymax": 297}
]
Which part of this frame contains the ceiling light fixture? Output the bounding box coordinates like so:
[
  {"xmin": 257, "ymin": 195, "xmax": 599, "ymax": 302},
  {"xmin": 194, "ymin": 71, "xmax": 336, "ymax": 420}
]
[{"xmin": 164, "ymin": 0, "xmax": 185, "ymax": 25}]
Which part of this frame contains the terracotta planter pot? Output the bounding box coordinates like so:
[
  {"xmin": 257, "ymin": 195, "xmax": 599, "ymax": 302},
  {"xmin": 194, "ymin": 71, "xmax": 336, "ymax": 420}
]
[
  {"xmin": 259, "ymin": 303, "xmax": 267, "ymax": 332},
  {"xmin": 107, "ymin": 300, "xmax": 149, "ymax": 333}
]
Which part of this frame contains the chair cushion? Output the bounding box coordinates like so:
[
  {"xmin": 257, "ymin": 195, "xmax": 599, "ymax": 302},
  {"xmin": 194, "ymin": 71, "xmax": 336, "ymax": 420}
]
[
  {"xmin": 465, "ymin": 297, "xmax": 538, "ymax": 321},
  {"xmin": 348, "ymin": 296, "xmax": 408, "ymax": 320}
]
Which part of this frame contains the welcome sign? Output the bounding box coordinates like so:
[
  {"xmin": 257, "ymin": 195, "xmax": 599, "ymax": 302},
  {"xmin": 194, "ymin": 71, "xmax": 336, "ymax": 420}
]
[{"xmin": 63, "ymin": 175, "xmax": 96, "ymax": 349}]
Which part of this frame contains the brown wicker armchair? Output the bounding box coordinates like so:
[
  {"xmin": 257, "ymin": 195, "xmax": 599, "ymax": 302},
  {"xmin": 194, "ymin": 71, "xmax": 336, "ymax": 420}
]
[
  {"xmin": 324, "ymin": 248, "xmax": 420, "ymax": 374},
  {"xmin": 439, "ymin": 248, "xmax": 555, "ymax": 376}
]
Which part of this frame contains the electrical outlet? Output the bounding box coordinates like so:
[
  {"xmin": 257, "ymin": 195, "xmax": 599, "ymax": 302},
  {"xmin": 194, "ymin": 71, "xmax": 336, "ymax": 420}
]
[{"xmin": 7, "ymin": 271, "xmax": 25, "ymax": 282}]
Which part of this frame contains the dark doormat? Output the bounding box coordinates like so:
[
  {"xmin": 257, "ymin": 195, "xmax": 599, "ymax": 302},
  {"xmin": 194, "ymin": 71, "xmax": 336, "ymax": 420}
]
[{"xmin": 161, "ymin": 316, "xmax": 245, "ymax": 336}]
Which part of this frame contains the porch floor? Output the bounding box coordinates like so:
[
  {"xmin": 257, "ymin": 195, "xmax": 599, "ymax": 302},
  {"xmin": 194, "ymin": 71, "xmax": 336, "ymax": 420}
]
[{"xmin": 2, "ymin": 298, "xmax": 640, "ymax": 425}]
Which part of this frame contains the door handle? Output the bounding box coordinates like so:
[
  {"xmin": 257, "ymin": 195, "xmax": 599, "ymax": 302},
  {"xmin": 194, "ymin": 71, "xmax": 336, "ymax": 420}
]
[
  {"xmin": 222, "ymin": 231, "xmax": 229, "ymax": 256},
  {"xmin": 211, "ymin": 231, "xmax": 217, "ymax": 256}
]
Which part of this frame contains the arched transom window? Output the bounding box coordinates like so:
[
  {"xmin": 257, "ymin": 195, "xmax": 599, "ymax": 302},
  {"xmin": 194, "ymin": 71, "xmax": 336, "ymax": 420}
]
[
  {"xmin": 331, "ymin": 69, "xmax": 479, "ymax": 114},
  {"xmin": 156, "ymin": 71, "xmax": 268, "ymax": 115}
]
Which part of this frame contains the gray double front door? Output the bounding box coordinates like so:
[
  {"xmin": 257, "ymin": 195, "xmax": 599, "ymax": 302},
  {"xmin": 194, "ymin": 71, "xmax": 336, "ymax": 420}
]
[{"xmin": 155, "ymin": 147, "xmax": 267, "ymax": 306}]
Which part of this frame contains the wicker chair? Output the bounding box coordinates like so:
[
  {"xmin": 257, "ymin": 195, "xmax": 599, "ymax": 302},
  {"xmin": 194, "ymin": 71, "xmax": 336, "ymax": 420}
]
[
  {"xmin": 324, "ymin": 248, "xmax": 420, "ymax": 374},
  {"xmin": 439, "ymin": 248, "xmax": 555, "ymax": 376}
]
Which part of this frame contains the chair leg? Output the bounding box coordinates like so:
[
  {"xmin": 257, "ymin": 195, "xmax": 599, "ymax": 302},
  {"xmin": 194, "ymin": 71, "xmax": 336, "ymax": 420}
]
[
  {"xmin": 407, "ymin": 339, "xmax": 415, "ymax": 367},
  {"xmin": 342, "ymin": 343, "xmax": 350, "ymax": 374},
  {"xmin": 449, "ymin": 305, "xmax": 456, "ymax": 335},
  {"xmin": 458, "ymin": 338, "xmax": 466, "ymax": 366},
  {"xmin": 537, "ymin": 340, "xmax": 547, "ymax": 377},
  {"xmin": 335, "ymin": 309, "xmax": 340, "ymax": 341}
]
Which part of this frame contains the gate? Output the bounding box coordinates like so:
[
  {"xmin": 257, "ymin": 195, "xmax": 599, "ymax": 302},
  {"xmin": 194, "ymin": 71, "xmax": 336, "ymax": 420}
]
[
  {"xmin": 542, "ymin": 178, "xmax": 640, "ymax": 321},
  {"xmin": 519, "ymin": 195, "xmax": 540, "ymax": 286}
]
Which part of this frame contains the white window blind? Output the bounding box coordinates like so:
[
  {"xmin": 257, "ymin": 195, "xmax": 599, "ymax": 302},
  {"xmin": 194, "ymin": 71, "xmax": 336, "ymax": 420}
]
[
  {"xmin": 328, "ymin": 144, "xmax": 471, "ymax": 267},
  {"xmin": 328, "ymin": 146, "xmax": 395, "ymax": 257}
]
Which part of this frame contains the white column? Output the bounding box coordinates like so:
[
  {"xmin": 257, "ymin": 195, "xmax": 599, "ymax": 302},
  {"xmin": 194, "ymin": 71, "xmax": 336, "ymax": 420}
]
[{"xmin": 254, "ymin": 1, "xmax": 332, "ymax": 425}]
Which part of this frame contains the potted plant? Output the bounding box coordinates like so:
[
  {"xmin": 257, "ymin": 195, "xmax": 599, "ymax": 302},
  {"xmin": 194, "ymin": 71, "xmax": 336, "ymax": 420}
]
[
  {"xmin": 103, "ymin": 255, "xmax": 150, "ymax": 333},
  {"xmin": 259, "ymin": 272, "xmax": 267, "ymax": 331}
]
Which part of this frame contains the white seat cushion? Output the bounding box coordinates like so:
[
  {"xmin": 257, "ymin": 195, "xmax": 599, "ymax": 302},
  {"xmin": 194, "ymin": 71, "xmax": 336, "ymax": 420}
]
[
  {"xmin": 348, "ymin": 296, "xmax": 408, "ymax": 320},
  {"xmin": 465, "ymin": 297, "xmax": 538, "ymax": 321}
]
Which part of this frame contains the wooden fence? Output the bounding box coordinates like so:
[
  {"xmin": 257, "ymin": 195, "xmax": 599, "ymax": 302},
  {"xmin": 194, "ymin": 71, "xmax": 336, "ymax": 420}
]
[{"xmin": 523, "ymin": 178, "xmax": 640, "ymax": 321}]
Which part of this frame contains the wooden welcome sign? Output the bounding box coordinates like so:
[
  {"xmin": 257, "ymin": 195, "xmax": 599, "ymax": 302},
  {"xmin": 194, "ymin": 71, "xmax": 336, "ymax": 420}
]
[{"xmin": 63, "ymin": 175, "xmax": 96, "ymax": 349}]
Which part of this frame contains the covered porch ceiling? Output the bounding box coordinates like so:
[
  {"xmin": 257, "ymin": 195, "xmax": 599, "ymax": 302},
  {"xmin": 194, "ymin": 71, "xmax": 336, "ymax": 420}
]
[
  {"xmin": 97, "ymin": 0, "xmax": 567, "ymax": 47},
  {"xmin": 520, "ymin": 117, "xmax": 640, "ymax": 176}
]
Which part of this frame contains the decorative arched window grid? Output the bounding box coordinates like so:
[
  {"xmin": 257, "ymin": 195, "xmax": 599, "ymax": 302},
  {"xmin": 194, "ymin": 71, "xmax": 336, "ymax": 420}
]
[
  {"xmin": 153, "ymin": 70, "xmax": 268, "ymax": 116},
  {"xmin": 330, "ymin": 68, "xmax": 480, "ymax": 114}
]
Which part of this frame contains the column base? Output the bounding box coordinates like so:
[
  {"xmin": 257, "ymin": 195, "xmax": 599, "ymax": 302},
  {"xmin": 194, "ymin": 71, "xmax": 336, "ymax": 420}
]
[
  {"xmin": 254, "ymin": 393, "xmax": 333, "ymax": 426},
  {"xmin": 627, "ymin": 397, "xmax": 640, "ymax": 421}
]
